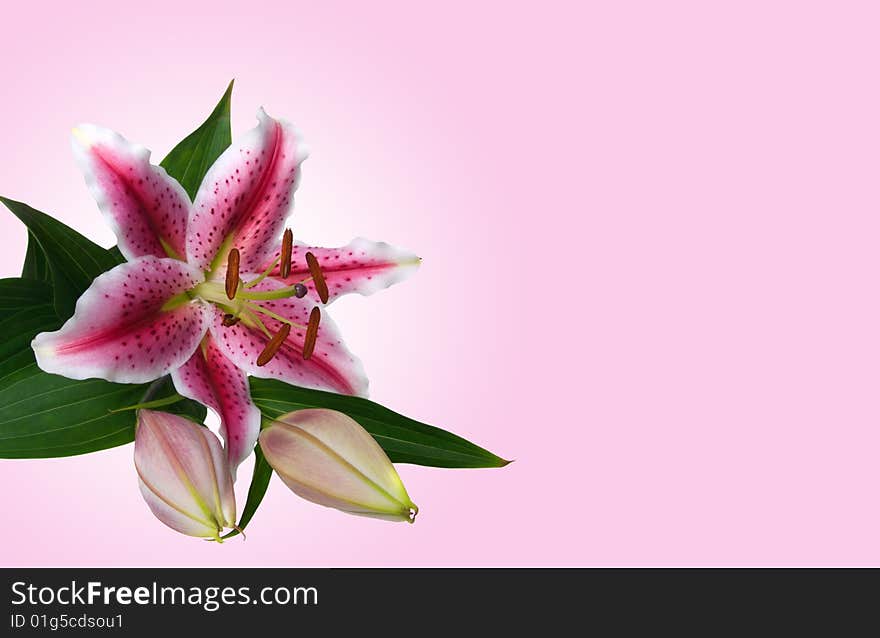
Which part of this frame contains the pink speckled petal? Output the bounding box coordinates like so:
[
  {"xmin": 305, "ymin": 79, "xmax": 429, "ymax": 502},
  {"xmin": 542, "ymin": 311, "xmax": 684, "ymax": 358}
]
[
  {"xmin": 209, "ymin": 276, "xmax": 368, "ymax": 397},
  {"xmin": 31, "ymin": 257, "xmax": 208, "ymax": 384},
  {"xmin": 257, "ymin": 237, "xmax": 420, "ymax": 305},
  {"xmin": 187, "ymin": 109, "xmax": 308, "ymax": 272},
  {"xmin": 172, "ymin": 335, "xmax": 261, "ymax": 477},
  {"xmin": 72, "ymin": 124, "xmax": 190, "ymax": 260}
]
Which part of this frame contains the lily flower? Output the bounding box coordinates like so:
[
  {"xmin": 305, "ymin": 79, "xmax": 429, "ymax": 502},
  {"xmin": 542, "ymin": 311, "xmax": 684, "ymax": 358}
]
[
  {"xmin": 31, "ymin": 109, "xmax": 419, "ymax": 475},
  {"xmin": 134, "ymin": 409, "xmax": 236, "ymax": 540}
]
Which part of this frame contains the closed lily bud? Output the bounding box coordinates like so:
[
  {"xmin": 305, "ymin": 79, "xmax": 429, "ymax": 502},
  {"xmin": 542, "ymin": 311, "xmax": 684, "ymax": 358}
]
[
  {"xmin": 260, "ymin": 409, "xmax": 418, "ymax": 523},
  {"xmin": 134, "ymin": 410, "xmax": 237, "ymax": 541}
]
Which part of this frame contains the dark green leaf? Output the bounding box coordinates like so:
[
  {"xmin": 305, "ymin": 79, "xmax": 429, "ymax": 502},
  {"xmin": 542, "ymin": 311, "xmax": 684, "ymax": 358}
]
[
  {"xmin": 106, "ymin": 245, "xmax": 125, "ymax": 264},
  {"xmin": 161, "ymin": 80, "xmax": 234, "ymax": 200},
  {"xmin": 21, "ymin": 231, "xmax": 52, "ymax": 282},
  {"xmin": 222, "ymin": 445, "xmax": 273, "ymax": 540},
  {"xmin": 1, "ymin": 197, "xmax": 122, "ymax": 319},
  {"xmin": 0, "ymin": 278, "xmax": 205, "ymax": 458},
  {"xmin": 0, "ymin": 286, "xmax": 134, "ymax": 457},
  {"xmin": 0, "ymin": 278, "xmax": 53, "ymax": 320},
  {"xmin": 250, "ymin": 378, "xmax": 510, "ymax": 468}
]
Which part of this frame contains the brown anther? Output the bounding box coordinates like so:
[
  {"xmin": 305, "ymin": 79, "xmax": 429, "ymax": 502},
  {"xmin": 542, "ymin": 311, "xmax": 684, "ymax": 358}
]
[
  {"xmin": 280, "ymin": 229, "xmax": 293, "ymax": 279},
  {"xmin": 302, "ymin": 306, "xmax": 321, "ymax": 360},
  {"xmin": 225, "ymin": 248, "xmax": 241, "ymax": 300},
  {"xmin": 221, "ymin": 313, "xmax": 240, "ymax": 327},
  {"xmin": 256, "ymin": 323, "xmax": 291, "ymax": 367},
  {"xmin": 305, "ymin": 251, "xmax": 329, "ymax": 304}
]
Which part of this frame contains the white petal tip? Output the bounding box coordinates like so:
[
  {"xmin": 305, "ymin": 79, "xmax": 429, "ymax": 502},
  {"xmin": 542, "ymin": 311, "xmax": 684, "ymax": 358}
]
[
  {"xmin": 71, "ymin": 126, "xmax": 91, "ymax": 147},
  {"xmin": 70, "ymin": 124, "xmax": 150, "ymax": 161},
  {"xmin": 31, "ymin": 334, "xmax": 56, "ymax": 362},
  {"xmin": 32, "ymin": 344, "xmax": 55, "ymax": 360}
]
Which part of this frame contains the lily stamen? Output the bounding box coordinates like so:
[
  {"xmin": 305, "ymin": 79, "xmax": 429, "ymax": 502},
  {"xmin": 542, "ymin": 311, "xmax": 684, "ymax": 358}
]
[
  {"xmin": 237, "ymin": 280, "xmax": 312, "ymax": 302},
  {"xmin": 305, "ymin": 251, "xmax": 329, "ymax": 304},
  {"xmin": 280, "ymin": 229, "xmax": 293, "ymax": 279},
  {"xmin": 302, "ymin": 306, "xmax": 321, "ymax": 360},
  {"xmin": 242, "ymin": 302, "xmax": 308, "ymax": 331},
  {"xmin": 244, "ymin": 254, "xmax": 281, "ymax": 289},
  {"xmin": 257, "ymin": 323, "xmax": 291, "ymax": 366},
  {"xmin": 221, "ymin": 313, "xmax": 240, "ymax": 327},
  {"xmin": 241, "ymin": 308, "xmax": 273, "ymax": 339},
  {"xmin": 225, "ymin": 248, "xmax": 241, "ymax": 299}
]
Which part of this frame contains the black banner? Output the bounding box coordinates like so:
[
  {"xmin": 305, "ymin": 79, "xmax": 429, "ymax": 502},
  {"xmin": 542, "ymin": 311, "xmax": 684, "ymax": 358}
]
[{"xmin": 0, "ymin": 568, "xmax": 874, "ymax": 632}]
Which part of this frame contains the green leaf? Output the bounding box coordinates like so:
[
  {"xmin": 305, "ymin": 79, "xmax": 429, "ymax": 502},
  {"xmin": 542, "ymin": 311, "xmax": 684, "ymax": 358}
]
[
  {"xmin": 21, "ymin": 231, "xmax": 52, "ymax": 282},
  {"xmin": 106, "ymin": 245, "xmax": 125, "ymax": 264},
  {"xmin": 0, "ymin": 282, "xmax": 134, "ymax": 457},
  {"xmin": 0, "ymin": 278, "xmax": 53, "ymax": 320},
  {"xmin": 222, "ymin": 445, "xmax": 273, "ymax": 540},
  {"xmin": 161, "ymin": 80, "xmax": 234, "ymax": 200},
  {"xmin": 0, "ymin": 278, "xmax": 205, "ymax": 458},
  {"xmin": 250, "ymin": 378, "xmax": 510, "ymax": 469},
  {"xmin": 1, "ymin": 197, "xmax": 122, "ymax": 319}
]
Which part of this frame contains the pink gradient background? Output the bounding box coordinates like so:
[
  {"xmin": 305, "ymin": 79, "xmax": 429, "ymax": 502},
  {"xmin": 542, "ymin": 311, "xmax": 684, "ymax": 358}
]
[{"xmin": 1, "ymin": 1, "xmax": 879, "ymax": 566}]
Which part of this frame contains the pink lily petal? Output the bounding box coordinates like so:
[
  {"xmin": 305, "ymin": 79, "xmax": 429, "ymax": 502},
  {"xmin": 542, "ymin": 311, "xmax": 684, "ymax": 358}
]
[
  {"xmin": 32, "ymin": 257, "xmax": 209, "ymax": 384},
  {"xmin": 72, "ymin": 124, "xmax": 190, "ymax": 261},
  {"xmin": 259, "ymin": 237, "xmax": 421, "ymax": 305},
  {"xmin": 208, "ymin": 279, "xmax": 368, "ymax": 397},
  {"xmin": 187, "ymin": 109, "xmax": 308, "ymax": 273},
  {"xmin": 172, "ymin": 335, "xmax": 261, "ymax": 477}
]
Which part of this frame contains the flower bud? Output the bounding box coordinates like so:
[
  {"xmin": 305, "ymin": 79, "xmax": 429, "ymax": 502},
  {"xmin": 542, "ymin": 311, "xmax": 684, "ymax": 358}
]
[
  {"xmin": 134, "ymin": 410, "xmax": 237, "ymax": 540},
  {"xmin": 259, "ymin": 409, "xmax": 418, "ymax": 523}
]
